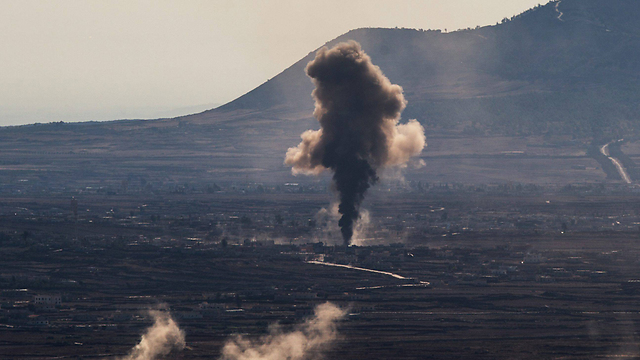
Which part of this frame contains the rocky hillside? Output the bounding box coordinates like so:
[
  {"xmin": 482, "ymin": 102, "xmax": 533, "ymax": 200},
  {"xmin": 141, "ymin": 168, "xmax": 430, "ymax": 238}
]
[
  {"xmin": 2, "ymin": 0, "xmax": 639, "ymax": 186},
  {"xmin": 207, "ymin": 0, "xmax": 640, "ymax": 139}
]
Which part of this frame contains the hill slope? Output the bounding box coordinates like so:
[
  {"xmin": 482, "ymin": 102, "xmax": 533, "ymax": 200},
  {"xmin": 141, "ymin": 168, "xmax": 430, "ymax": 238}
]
[
  {"xmin": 1, "ymin": 0, "xmax": 639, "ymax": 188},
  {"xmin": 209, "ymin": 0, "xmax": 640, "ymax": 138}
]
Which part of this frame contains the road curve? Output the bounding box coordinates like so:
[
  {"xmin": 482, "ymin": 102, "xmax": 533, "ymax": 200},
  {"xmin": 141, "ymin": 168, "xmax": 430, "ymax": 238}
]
[
  {"xmin": 600, "ymin": 140, "xmax": 632, "ymax": 184},
  {"xmin": 555, "ymin": 1, "xmax": 564, "ymax": 22},
  {"xmin": 306, "ymin": 260, "xmax": 429, "ymax": 284}
]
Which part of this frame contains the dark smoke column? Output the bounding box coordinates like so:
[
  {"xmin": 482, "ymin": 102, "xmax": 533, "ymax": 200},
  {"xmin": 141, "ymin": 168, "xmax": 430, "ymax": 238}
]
[{"xmin": 285, "ymin": 41, "xmax": 425, "ymax": 245}]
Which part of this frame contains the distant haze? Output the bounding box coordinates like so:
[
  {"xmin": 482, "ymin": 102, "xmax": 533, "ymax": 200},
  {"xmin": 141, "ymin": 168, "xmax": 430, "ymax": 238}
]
[{"xmin": 1, "ymin": 0, "xmax": 544, "ymax": 126}]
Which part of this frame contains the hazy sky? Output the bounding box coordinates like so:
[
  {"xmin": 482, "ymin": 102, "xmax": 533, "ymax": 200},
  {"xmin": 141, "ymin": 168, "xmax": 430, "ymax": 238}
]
[{"xmin": 1, "ymin": 0, "xmax": 545, "ymax": 126}]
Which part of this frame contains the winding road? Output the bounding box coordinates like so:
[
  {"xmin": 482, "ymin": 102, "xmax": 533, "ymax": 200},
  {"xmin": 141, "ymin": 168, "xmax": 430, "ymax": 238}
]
[
  {"xmin": 555, "ymin": 1, "xmax": 564, "ymax": 22},
  {"xmin": 306, "ymin": 260, "xmax": 429, "ymax": 285},
  {"xmin": 600, "ymin": 140, "xmax": 632, "ymax": 184}
]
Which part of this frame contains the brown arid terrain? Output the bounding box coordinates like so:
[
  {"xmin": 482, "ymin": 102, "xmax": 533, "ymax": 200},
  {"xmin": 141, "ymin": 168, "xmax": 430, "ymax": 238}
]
[
  {"xmin": 3, "ymin": 1, "xmax": 640, "ymax": 359},
  {"xmin": 3, "ymin": 190, "xmax": 640, "ymax": 359},
  {"xmin": 0, "ymin": 112, "xmax": 621, "ymax": 191}
]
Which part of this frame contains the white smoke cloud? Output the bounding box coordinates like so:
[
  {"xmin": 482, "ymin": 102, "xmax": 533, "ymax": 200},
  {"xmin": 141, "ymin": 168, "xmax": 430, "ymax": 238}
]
[
  {"xmin": 386, "ymin": 119, "xmax": 426, "ymax": 168},
  {"xmin": 285, "ymin": 129, "xmax": 325, "ymax": 176},
  {"xmin": 116, "ymin": 310, "xmax": 185, "ymax": 360},
  {"xmin": 106, "ymin": 304, "xmax": 343, "ymax": 360},
  {"xmin": 313, "ymin": 204, "xmax": 371, "ymax": 246},
  {"xmin": 313, "ymin": 205, "xmax": 339, "ymax": 244},
  {"xmin": 220, "ymin": 302, "xmax": 345, "ymax": 360},
  {"xmin": 351, "ymin": 209, "xmax": 371, "ymax": 246}
]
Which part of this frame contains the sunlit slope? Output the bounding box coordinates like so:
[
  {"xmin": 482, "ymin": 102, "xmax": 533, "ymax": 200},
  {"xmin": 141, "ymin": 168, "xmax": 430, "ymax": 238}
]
[
  {"xmin": 1, "ymin": 0, "xmax": 638, "ymax": 185},
  {"xmin": 206, "ymin": 0, "xmax": 640, "ymax": 138}
]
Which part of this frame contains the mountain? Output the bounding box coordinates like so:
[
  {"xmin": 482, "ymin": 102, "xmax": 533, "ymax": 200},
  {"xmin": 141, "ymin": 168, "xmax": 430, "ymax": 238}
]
[
  {"xmin": 212, "ymin": 0, "xmax": 640, "ymax": 138},
  {"xmin": 2, "ymin": 0, "xmax": 639, "ymax": 188}
]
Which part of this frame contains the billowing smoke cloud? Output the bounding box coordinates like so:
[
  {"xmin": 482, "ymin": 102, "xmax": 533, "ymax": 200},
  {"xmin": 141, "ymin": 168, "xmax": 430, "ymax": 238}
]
[
  {"xmin": 116, "ymin": 310, "xmax": 185, "ymax": 360},
  {"xmin": 220, "ymin": 302, "xmax": 345, "ymax": 360},
  {"xmin": 285, "ymin": 41, "xmax": 425, "ymax": 244}
]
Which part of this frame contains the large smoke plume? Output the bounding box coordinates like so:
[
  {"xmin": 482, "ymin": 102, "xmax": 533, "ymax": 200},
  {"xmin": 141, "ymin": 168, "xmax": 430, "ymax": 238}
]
[
  {"xmin": 220, "ymin": 302, "xmax": 345, "ymax": 360},
  {"xmin": 285, "ymin": 41, "xmax": 425, "ymax": 244},
  {"xmin": 116, "ymin": 310, "xmax": 185, "ymax": 360}
]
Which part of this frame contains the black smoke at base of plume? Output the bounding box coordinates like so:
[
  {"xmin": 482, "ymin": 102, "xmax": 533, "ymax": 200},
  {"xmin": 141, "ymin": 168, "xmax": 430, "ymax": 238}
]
[
  {"xmin": 285, "ymin": 41, "xmax": 425, "ymax": 245},
  {"xmin": 334, "ymin": 157, "xmax": 376, "ymax": 242},
  {"xmin": 314, "ymin": 203, "xmax": 372, "ymax": 246},
  {"xmin": 220, "ymin": 302, "xmax": 345, "ymax": 360}
]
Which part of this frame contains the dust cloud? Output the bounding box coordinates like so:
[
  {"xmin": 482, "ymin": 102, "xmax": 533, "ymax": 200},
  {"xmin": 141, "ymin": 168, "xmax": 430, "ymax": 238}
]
[
  {"xmin": 116, "ymin": 310, "xmax": 185, "ymax": 360},
  {"xmin": 220, "ymin": 302, "xmax": 345, "ymax": 360}
]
